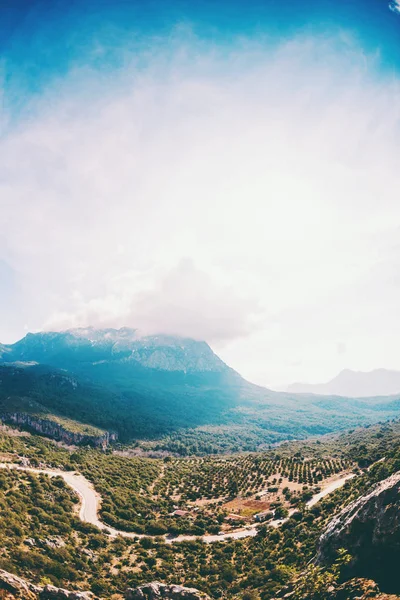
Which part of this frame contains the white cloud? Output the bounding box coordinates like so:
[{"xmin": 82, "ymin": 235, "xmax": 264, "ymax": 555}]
[
  {"xmin": 389, "ymin": 1, "xmax": 400, "ymax": 14},
  {"xmin": 45, "ymin": 259, "xmax": 263, "ymax": 343},
  {"xmin": 1, "ymin": 31, "xmax": 400, "ymax": 386}
]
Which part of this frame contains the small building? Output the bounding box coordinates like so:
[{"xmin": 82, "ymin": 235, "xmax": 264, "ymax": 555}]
[{"xmin": 254, "ymin": 510, "xmax": 274, "ymax": 522}]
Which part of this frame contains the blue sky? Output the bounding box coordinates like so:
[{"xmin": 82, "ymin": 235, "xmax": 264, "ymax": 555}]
[
  {"xmin": 2, "ymin": 0, "xmax": 400, "ymax": 106},
  {"xmin": 1, "ymin": 0, "xmax": 400, "ymax": 387}
]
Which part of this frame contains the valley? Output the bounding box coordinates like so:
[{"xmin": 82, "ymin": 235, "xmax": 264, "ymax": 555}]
[
  {"xmin": 1, "ymin": 417, "xmax": 400, "ymax": 599},
  {"xmin": 0, "ymin": 457, "xmax": 354, "ymax": 543},
  {"xmin": 3, "ymin": 0, "xmax": 400, "ymax": 597},
  {"xmin": 2, "ymin": 328, "xmax": 400, "ymax": 455},
  {"xmin": 1, "ymin": 329, "xmax": 400, "ymax": 599}
]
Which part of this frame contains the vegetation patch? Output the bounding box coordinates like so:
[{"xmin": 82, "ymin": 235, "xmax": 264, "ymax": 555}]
[{"xmin": 1, "ymin": 420, "xmax": 400, "ymax": 598}]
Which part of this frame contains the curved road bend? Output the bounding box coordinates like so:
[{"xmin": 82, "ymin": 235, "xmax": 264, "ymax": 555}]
[{"xmin": 0, "ymin": 463, "xmax": 355, "ymax": 544}]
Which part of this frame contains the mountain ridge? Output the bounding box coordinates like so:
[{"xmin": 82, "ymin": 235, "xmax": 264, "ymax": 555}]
[
  {"xmin": 2, "ymin": 328, "xmax": 400, "ymax": 448},
  {"xmin": 6, "ymin": 327, "xmax": 229, "ymax": 374},
  {"xmin": 287, "ymin": 368, "xmax": 400, "ymax": 398}
]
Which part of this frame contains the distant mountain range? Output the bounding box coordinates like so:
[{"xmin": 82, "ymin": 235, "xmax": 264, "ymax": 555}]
[
  {"xmin": 287, "ymin": 368, "xmax": 400, "ymax": 398},
  {"xmin": 1, "ymin": 327, "xmax": 400, "ymax": 448}
]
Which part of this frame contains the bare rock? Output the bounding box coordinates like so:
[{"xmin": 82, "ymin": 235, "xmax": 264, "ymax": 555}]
[
  {"xmin": 0, "ymin": 568, "xmax": 41, "ymax": 599},
  {"xmin": 40, "ymin": 585, "xmax": 93, "ymax": 599},
  {"xmin": 333, "ymin": 578, "xmax": 400, "ymax": 600},
  {"xmin": 333, "ymin": 578, "xmax": 381, "ymax": 599},
  {"xmin": 125, "ymin": 582, "xmax": 211, "ymax": 600},
  {"xmin": 316, "ymin": 471, "xmax": 400, "ymax": 593},
  {"xmin": 0, "ymin": 568, "xmax": 94, "ymax": 600}
]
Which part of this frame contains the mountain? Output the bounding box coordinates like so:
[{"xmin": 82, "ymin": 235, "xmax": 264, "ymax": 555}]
[
  {"xmin": 6, "ymin": 327, "xmax": 228, "ymax": 373},
  {"xmin": 0, "ymin": 328, "xmax": 248, "ymax": 442},
  {"xmin": 2, "ymin": 328, "xmax": 400, "ymax": 447},
  {"xmin": 287, "ymin": 368, "xmax": 400, "ymax": 398}
]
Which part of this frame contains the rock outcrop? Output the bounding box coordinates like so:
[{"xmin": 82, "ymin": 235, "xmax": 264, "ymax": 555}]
[
  {"xmin": 1, "ymin": 413, "xmax": 117, "ymax": 448},
  {"xmin": 333, "ymin": 578, "xmax": 400, "ymax": 600},
  {"xmin": 40, "ymin": 584, "xmax": 93, "ymax": 599},
  {"xmin": 125, "ymin": 582, "xmax": 211, "ymax": 600},
  {"xmin": 0, "ymin": 568, "xmax": 41, "ymax": 599},
  {"xmin": 0, "ymin": 568, "xmax": 93, "ymax": 600},
  {"xmin": 316, "ymin": 471, "xmax": 400, "ymax": 593},
  {"xmin": 0, "ymin": 571, "xmax": 210, "ymax": 600}
]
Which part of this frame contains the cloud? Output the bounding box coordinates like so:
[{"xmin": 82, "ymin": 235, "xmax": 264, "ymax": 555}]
[
  {"xmin": 389, "ymin": 1, "xmax": 400, "ymax": 14},
  {"xmin": 45, "ymin": 259, "xmax": 263, "ymax": 342},
  {"xmin": 1, "ymin": 30, "xmax": 400, "ymax": 385}
]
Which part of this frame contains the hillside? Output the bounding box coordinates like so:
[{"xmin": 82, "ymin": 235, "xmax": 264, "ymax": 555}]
[
  {"xmin": 2, "ymin": 419, "xmax": 400, "ymax": 599},
  {"xmin": 4, "ymin": 328, "xmax": 229, "ymax": 373},
  {"xmin": 0, "ymin": 363, "xmax": 118, "ymax": 445},
  {"xmin": 287, "ymin": 368, "xmax": 400, "ymax": 398},
  {"xmin": 2, "ymin": 328, "xmax": 400, "ymax": 447}
]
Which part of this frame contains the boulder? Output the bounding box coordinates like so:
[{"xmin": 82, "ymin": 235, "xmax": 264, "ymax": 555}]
[
  {"xmin": 125, "ymin": 582, "xmax": 211, "ymax": 600},
  {"xmin": 0, "ymin": 569, "xmax": 41, "ymax": 599},
  {"xmin": 40, "ymin": 584, "xmax": 93, "ymax": 599},
  {"xmin": 0, "ymin": 569, "xmax": 94, "ymax": 600}
]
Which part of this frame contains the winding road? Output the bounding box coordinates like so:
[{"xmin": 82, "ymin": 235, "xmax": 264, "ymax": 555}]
[{"xmin": 0, "ymin": 462, "xmax": 355, "ymax": 544}]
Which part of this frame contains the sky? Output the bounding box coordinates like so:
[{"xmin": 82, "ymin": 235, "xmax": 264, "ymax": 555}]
[{"xmin": 1, "ymin": 0, "xmax": 400, "ymax": 389}]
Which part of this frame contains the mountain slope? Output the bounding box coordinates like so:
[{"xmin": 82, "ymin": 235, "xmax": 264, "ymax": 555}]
[
  {"xmin": 0, "ymin": 362, "xmax": 120, "ymax": 443},
  {"xmin": 0, "ymin": 329, "xmax": 248, "ymax": 441},
  {"xmin": 287, "ymin": 368, "xmax": 400, "ymax": 397},
  {"xmin": 6, "ymin": 328, "xmax": 229, "ymax": 373},
  {"xmin": 2, "ymin": 328, "xmax": 400, "ymax": 447}
]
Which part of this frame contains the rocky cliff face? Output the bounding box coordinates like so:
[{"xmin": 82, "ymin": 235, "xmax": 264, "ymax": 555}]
[
  {"xmin": 1, "ymin": 413, "xmax": 117, "ymax": 448},
  {"xmin": 125, "ymin": 583, "xmax": 211, "ymax": 600},
  {"xmin": 316, "ymin": 471, "xmax": 400, "ymax": 593},
  {"xmin": 0, "ymin": 569, "xmax": 93, "ymax": 599}
]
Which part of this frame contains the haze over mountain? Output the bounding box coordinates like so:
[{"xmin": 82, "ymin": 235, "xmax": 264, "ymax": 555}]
[
  {"xmin": 0, "ymin": 327, "xmax": 244, "ymax": 442},
  {"xmin": 2, "ymin": 0, "xmax": 400, "ymax": 391},
  {"xmin": 287, "ymin": 368, "xmax": 400, "ymax": 398},
  {"xmin": 2, "ymin": 327, "xmax": 400, "ymax": 450},
  {"xmin": 3, "ymin": 1, "xmax": 400, "ymax": 599},
  {"xmin": 3, "ymin": 327, "xmax": 229, "ymax": 374}
]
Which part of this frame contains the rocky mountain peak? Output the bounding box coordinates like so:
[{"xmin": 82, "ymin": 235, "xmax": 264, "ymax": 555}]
[
  {"xmin": 65, "ymin": 326, "xmax": 138, "ymax": 343},
  {"xmin": 3, "ymin": 328, "xmax": 228, "ymax": 374}
]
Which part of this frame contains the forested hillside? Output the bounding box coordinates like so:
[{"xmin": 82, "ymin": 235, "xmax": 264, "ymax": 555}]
[
  {"xmin": 2, "ymin": 328, "xmax": 400, "ymax": 448},
  {"xmin": 1, "ymin": 420, "xmax": 400, "ymax": 598}
]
